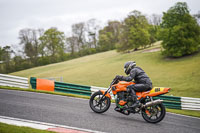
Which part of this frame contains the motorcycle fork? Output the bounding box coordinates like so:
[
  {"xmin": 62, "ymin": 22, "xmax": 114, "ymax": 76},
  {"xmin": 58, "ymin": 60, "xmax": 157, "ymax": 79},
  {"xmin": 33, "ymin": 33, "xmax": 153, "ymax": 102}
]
[{"xmin": 99, "ymin": 90, "xmax": 110, "ymax": 104}]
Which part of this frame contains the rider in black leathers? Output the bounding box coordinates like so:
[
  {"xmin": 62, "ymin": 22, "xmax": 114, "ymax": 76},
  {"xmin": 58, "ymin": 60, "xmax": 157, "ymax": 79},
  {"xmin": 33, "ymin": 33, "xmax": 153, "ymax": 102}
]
[{"xmin": 117, "ymin": 61, "xmax": 152, "ymax": 108}]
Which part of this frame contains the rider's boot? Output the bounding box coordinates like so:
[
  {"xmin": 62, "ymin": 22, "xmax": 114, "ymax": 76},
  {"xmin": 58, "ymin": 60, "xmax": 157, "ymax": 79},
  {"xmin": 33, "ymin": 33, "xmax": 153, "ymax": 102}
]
[
  {"xmin": 128, "ymin": 88, "xmax": 141, "ymax": 109},
  {"xmin": 114, "ymin": 106, "xmax": 122, "ymax": 113},
  {"xmin": 114, "ymin": 106, "xmax": 120, "ymax": 111},
  {"xmin": 130, "ymin": 95, "xmax": 141, "ymax": 108}
]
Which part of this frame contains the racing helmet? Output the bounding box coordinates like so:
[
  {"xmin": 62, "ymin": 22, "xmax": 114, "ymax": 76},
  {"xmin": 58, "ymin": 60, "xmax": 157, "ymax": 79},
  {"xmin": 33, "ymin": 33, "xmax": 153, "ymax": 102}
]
[{"xmin": 124, "ymin": 61, "xmax": 136, "ymax": 75}]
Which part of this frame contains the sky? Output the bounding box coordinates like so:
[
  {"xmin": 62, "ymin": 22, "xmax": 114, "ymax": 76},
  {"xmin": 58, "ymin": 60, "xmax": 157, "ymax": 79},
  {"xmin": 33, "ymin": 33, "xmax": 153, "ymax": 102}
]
[{"xmin": 0, "ymin": 0, "xmax": 199, "ymax": 48}]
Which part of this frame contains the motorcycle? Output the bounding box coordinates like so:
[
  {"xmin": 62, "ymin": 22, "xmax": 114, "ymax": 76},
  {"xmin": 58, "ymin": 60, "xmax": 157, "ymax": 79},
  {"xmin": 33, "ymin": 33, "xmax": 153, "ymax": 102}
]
[{"xmin": 89, "ymin": 77, "xmax": 171, "ymax": 123}]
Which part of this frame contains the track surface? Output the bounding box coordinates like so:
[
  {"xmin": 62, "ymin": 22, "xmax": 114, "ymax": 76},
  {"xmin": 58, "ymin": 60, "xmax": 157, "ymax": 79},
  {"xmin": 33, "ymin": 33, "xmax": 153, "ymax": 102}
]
[{"xmin": 0, "ymin": 89, "xmax": 200, "ymax": 133}]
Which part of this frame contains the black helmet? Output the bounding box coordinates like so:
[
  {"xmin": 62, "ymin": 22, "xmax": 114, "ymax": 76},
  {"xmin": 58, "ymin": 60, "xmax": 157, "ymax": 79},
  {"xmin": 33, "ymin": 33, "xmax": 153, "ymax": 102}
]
[{"xmin": 124, "ymin": 61, "xmax": 136, "ymax": 75}]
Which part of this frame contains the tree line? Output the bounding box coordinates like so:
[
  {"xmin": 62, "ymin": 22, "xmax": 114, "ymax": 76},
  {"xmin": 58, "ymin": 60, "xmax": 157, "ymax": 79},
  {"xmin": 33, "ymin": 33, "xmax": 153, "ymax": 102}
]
[{"xmin": 1, "ymin": 2, "xmax": 200, "ymax": 74}]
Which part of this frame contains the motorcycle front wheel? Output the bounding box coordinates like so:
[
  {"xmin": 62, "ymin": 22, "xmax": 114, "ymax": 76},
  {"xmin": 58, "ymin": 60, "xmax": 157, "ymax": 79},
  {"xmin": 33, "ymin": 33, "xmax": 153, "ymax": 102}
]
[
  {"xmin": 141, "ymin": 103, "xmax": 166, "ymax": 123},
  {"xmin": 89, "ymin": 91, "xmax": 111, "ymax": 113}
]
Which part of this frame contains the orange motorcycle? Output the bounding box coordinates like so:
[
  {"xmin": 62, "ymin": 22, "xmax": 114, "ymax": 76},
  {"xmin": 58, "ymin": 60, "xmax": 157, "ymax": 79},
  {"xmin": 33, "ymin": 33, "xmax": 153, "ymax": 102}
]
[{"xmin": 89, "ymin": 77, "xmax": 171, "ymax": 123}]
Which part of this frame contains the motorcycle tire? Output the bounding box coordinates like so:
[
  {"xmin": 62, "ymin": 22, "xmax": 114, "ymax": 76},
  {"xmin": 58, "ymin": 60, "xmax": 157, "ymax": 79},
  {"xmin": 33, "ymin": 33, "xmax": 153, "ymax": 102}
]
[
  {"xmin": 89, "ymin": 91, "xmax": 111, "ymax": 113},
  {"xmin": 141, "ymin": 103, "xmax": 166, "ymax": 123}
]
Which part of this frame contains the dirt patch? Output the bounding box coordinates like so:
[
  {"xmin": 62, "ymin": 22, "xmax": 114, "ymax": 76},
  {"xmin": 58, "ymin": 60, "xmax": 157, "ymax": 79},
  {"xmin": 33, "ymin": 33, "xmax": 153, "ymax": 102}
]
[{"xmin": 142, "ymin": 48, "xmax": 161, "ymax": 53}]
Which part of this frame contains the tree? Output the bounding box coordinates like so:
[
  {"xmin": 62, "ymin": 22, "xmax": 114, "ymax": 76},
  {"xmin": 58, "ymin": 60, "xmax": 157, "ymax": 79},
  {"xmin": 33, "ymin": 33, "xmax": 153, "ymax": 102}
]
[
  {"xmin": 13, "ymin": 55, "xmax": 23, "ymax": 71},
  {"xmin": 160, "ymin": 2, "xmax": 200, "ymax": 57},
  {"xmin": 0, "ymin": 46, "xmax": 3, "ymax": 61},
  {"xmin": 66, "ymin": 36, "xmax": 78, "ymax": 56},
  {"xmin": 98, "ymin": 21, "xmax": 121, "ymax": 51},
  {"xmin": 19, "ymin": 28, "xmax": 44, "ymax": 65},
  {"xmin": 39, "ymin": 28, "xmax": 65, "ymax": 62},
  {"xmin": 117, "ymin": 10, "xmax": 150, "ymax": 52},
  {"xmin": 148, "ymin": 14, "xmax": 162, "ymax": 26},
  {"xmin": 72, "ymin": 22, "xmax": 86, "ymax": 52},
  {"xmin": 194, "ymin": 11, "xmax": 200, "ymax": 25},
  {"xmin": 148, "ymin": 14, "xmax": 162, "ymax": 43},
  {"xmin": 86, "ymin": 19, "xmax": 101, "ymax": 49},
  {"xmin": 0, "ymin": 46, "xmax": 13, "ymax": 73}
]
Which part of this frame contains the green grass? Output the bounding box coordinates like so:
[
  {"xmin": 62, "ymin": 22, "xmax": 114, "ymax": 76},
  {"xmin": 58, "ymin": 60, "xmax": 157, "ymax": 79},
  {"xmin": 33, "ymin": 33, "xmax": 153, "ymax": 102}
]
[
  {"xmin": 11, "ymin": 42, "xmax": 200, "ymax": 98},
  {"xmin": 166, "ymin": 109, "xmax": 200, "ymax": 118},
  {"xmin": 0, "ymin": 122, "xmax": 54, "ymax": 133}
]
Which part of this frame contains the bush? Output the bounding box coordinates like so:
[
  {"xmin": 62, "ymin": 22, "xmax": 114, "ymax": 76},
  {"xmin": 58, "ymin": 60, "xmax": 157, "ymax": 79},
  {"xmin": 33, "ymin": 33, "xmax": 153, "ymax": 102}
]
[{"xmin": 160, "ymin": 2, "xmax": 200, "ymax": 57}]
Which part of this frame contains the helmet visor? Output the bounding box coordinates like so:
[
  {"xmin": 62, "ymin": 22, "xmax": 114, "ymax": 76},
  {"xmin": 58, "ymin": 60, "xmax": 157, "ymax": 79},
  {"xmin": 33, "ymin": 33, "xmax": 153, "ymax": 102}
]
[{"xmin": 124, "ymin": 68, "xmax": 126, "ymax": 73}]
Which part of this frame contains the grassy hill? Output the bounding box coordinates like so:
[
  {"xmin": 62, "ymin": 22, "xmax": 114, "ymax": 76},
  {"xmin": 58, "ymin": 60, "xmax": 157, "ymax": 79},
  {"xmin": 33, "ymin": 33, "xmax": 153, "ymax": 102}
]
[{"xmin": 11, "ymin": 42, "xmax": 200, "ymax": 98}]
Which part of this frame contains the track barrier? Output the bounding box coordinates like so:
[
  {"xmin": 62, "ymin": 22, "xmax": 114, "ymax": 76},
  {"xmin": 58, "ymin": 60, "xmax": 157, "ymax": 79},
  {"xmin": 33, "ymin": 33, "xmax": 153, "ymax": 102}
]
[
  {"xmin": 30, "ymin": 77, "xmax": 91, "ymax": 96},
  {"xmin": 29, "ymin": 77, "xmax": 200, "ymax": 111},
  {"xmin": 0, "ymin": 74, "xmax": 29, "ymax": 88}
]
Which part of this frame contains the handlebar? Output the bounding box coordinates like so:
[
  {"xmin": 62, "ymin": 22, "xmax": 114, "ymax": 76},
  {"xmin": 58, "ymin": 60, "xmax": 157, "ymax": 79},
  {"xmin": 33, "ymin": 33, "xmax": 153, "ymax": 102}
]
[{"xmin": 109, "ymin": 77, "xmax": 119, "ymax": 87}]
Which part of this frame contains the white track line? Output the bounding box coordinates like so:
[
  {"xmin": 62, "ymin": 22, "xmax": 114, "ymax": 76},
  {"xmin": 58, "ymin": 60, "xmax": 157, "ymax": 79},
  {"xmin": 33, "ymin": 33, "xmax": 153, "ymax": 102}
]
[{"xmin": 0, "ymin": 115, "xmax": 106, "ymax": 133}]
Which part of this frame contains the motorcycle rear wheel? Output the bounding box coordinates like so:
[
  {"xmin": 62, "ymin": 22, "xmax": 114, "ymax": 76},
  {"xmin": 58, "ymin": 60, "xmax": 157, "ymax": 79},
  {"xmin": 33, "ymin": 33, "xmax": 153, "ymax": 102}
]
[
  {"xmin": 89, "ymin": 91, "xmax": 111, "ymax": 113},
  {"xmin": 141, "ymin": 103, "xmax": 166, "ymax": 123}
]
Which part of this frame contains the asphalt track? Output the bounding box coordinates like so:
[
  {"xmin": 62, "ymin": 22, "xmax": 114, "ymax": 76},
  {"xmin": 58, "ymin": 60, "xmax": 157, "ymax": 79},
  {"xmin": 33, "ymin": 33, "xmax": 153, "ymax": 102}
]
[{"xmin": 0, "ymin": 89, "xmax": 200, "ymax": 133}]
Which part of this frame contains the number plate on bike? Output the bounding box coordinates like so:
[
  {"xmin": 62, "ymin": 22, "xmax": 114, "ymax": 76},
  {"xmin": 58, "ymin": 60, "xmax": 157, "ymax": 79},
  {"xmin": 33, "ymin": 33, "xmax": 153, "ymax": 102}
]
[{"xmin": 150, "ymin": 87, "xmax": 165, "ymax": 93}]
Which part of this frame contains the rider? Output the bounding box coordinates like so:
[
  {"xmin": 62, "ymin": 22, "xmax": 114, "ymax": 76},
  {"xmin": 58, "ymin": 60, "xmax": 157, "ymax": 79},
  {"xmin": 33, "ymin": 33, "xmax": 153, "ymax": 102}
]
[{"xmin": 116, "ymin": 61, "xmax": 152, "ymax": 108}]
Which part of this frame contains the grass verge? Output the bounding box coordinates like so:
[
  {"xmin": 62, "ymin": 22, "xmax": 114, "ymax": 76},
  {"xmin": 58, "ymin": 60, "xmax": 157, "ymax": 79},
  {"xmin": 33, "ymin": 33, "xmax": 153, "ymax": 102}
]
[
  {"xmin": 0, "ymin": 122, "xmax": 54, "ymax": 133},
  {"xmin": 166, "ymin": 109, "xmax": 200, "ymax": 118},
  {"xmin": 1, "ymin": 86, "xmax": 199, "ymax": 118}
]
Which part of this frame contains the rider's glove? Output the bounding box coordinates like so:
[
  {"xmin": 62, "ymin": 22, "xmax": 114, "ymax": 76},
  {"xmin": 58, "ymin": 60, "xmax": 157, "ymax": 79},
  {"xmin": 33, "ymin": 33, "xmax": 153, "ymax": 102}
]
[{"xmin": 115, "ymin": 75, "xmax": 123, "ymax": 80}]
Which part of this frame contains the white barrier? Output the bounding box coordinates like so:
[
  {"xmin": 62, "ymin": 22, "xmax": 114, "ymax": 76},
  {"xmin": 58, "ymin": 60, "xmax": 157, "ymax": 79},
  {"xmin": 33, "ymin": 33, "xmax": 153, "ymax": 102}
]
[
  {"xmin": 181, "ymin": 97, "xmax": 200, "ymax": 111},
  {"xmin": 0, "ymin": 74, "xmax": 29, "ymax": 88}
]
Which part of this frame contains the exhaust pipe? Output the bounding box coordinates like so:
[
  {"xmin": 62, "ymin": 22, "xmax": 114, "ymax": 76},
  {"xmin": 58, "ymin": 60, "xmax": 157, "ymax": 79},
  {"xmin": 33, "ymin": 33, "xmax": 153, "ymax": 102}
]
[{"xmin": 143, "ymin": 99, "xmax": 163, "ymax": 108}]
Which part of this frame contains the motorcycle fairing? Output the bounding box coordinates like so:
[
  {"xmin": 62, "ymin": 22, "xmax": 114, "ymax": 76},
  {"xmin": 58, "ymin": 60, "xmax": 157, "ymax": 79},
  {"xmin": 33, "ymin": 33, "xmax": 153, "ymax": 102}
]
[{"xmin": 136, "ymin": 87, "xmax": 171, "ymax": 100}]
